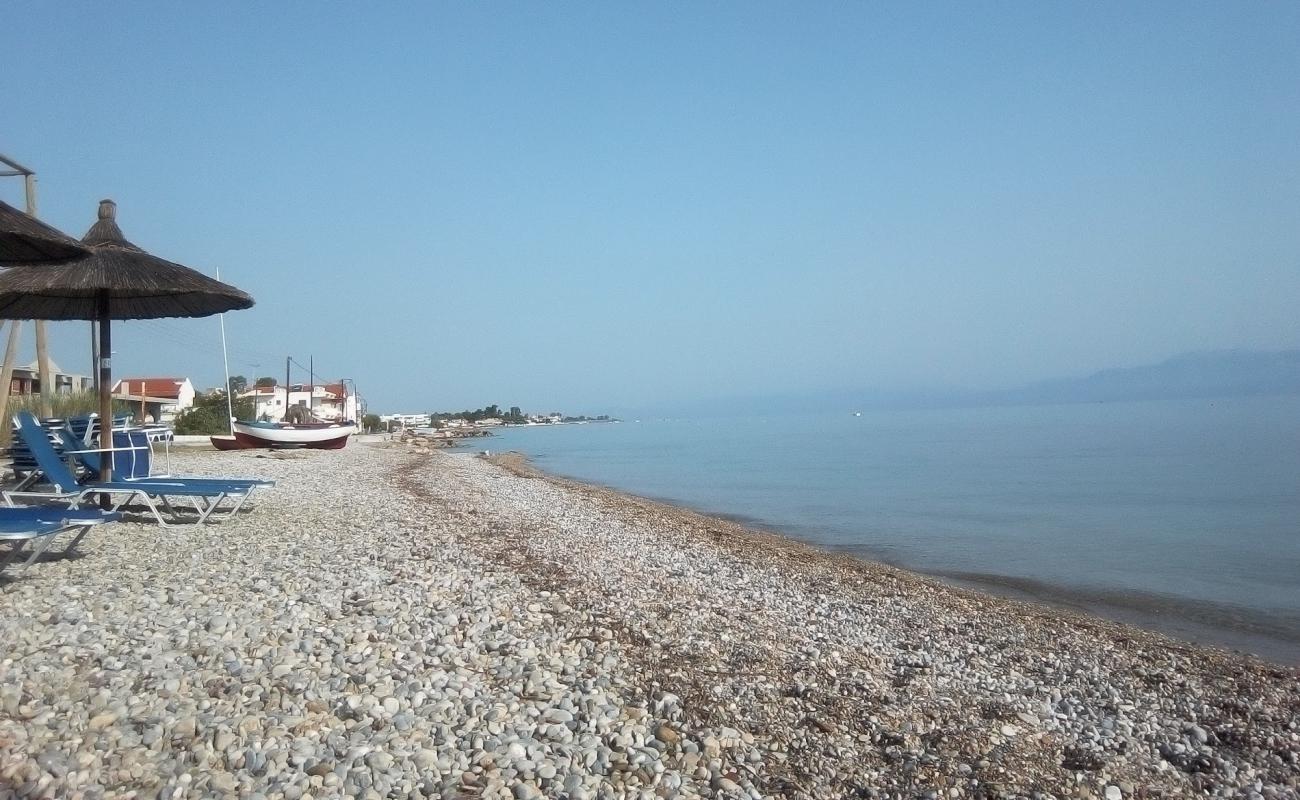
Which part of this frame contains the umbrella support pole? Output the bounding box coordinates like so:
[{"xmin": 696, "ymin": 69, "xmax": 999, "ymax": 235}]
[{"xmin": 97, "ymin": 294, "xmax": 113, "ymax": 506}]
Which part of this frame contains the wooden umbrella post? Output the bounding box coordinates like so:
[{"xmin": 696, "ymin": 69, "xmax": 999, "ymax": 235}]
[
  {"xmin": 18, "ymin": 170, "xmax": 55, "ymax": 420},
  {"xmin": 35, "ymin": 321, "xmax": 52, "ymax": 417},
  {"xmin": 0, "ymin": 320, "xmax": 22, "ymax": 432},
  {"xmin": 97, "ymin": 290, "xmax": 113, "ymax": 487}
]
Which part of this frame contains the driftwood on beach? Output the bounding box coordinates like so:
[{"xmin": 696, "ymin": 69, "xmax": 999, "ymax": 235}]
[{"xmin": 0, "ymin": 440, "xmax": 1295, "ymax": 799}]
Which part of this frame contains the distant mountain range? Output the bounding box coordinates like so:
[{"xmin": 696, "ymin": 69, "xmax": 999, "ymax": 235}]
[
  {"xmin": 648, "ymin": 349, "xmax": 1300, "ymax": 417},
  {"xmin": 978, "ymin": 349, "xmax": 1300, "ymax": 406}
]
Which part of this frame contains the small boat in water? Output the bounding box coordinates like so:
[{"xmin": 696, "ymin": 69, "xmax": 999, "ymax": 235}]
[{"xmin": 212, "ymin": 420, "xmax": 356, "ymax": 450}]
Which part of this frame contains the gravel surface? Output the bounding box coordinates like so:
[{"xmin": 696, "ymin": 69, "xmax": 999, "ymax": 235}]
[{"xmin": 1, "ymin": 440, "xmax": 1296, "ymax": 799}]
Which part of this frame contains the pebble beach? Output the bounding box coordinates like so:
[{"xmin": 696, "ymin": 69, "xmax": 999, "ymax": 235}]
[{"xmin": 1, "ymin": 440, "xmax": 1296, "ymax": 800}]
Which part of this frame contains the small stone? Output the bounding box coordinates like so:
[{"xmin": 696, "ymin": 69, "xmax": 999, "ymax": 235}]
[
  {"xmin": 214, "ymin": 728, "xmax": 235, "ymax": 751},
  {"xmin": 413, "ymin": 749, "xmax": 438, "ymax": 770},
  {"xmin": 36, "ymin": 750, "xmax": 69, "ymax": 778},
  {"xmin": 703, "ymin": 736, "xmax": 721, "ymax": 759},
  {"xmin": 306, "ymin": 761, "xmax": 334, "ymax": 777},
  {"xmin": 513, "ymin": 783, "xmax": 542, "ymax": 800},
  {"xmin": 1105, "ymin": 787, "xmax": 1122, "ymax": 800},
  {"xmin": 88, "ymin": 712, "xmax": 118, "ymax": 731},
  {"xmin": 366, "ymin": 751, "xmax": 394, "ymax": 772}
]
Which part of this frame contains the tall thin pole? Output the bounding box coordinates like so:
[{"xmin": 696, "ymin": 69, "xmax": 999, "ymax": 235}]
[
  {"xmin": 216, "ymin": 267, "xmax": 235, "ymax": 433},
  {"xmin": 25, "ymin": 174, "xmax": 54, "ymax": 418},
  {"xmin": 0, "ymin": 158, "xmax": 41, "ymax": 427},
  {"xmin": 308, "ymin": 355, "xmax": 313, "ymax": 418},
  {"xmin": 97, "ymin": 290, "xmax": 113, "ymax": 486},
  {"xmin": 91, "ymin": 323, "xmax": 99, "ymax": 393},
  {"xmin": 284, "ymin": 356, "xmax": 291, "ymax": 422}
]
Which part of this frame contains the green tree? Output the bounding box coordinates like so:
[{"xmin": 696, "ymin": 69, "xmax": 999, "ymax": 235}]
[
  {"xmin": 254, "ymin": 376, "xmax": 277, "ymax": 388},
  {"xmin": 173, "ymin": 390, "xmax": 257, "ymax": 435},
  {"xmin": 228, "ymin": 375, "xmax": 248, "ymax": 394},
  {"xmin": 361, "ymin": 413, "xmax": 382, "ymax": 433}
]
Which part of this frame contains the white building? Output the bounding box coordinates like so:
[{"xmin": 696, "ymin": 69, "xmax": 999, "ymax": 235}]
[
  {"xmin": 239, "ymin": 383, "xmax": 359, "ymax": 423},
  {"xmin": 379, "ymin": 413, "xmax": 432, "ymax": 428},
  {"xmin": 111, "ymin": 377, "xmax": 196, "ymax": 424}
]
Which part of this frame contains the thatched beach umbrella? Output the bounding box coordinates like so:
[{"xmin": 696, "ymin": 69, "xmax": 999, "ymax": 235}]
[
  {"xmin": 0, "ymin": 198, "xmax": 254, "ymax": 482},
  {"xmin": 0, "ymin": 199, "xmax": 89, "ymax": 265}
]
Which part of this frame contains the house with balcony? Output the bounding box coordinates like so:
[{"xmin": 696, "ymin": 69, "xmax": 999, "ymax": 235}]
[
  {"xmin": 4, "ymin": 359, "xmax": 93, "ymax": 396},
  {"xmin": 111, "ymin": 377, "xmax": 196, "ymax": 424}
]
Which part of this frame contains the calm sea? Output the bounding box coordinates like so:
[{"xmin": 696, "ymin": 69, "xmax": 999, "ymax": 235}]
[{"xmin": 477, "ymin": 396, "xmax": 1300, "ymax": 664}]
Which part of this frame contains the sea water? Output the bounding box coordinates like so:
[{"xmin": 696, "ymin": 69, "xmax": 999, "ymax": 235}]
[{"xmin": 479, "ymin": 395, "xmax": 1300, "ymax": 663}]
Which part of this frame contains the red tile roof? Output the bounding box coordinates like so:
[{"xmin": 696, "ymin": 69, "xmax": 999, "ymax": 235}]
[{"xmin": 113, "ymin": 377, "xmax": 187, "ymax": 399}]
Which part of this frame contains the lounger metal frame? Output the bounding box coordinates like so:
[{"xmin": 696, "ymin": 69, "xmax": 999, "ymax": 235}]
[
  {"xmin": 0, "ymin": 513, "xmax": 120, "ymax": 578},
  {"xmin": 7, "ymin": 413, "xmax": 252, "ymax": 527}
]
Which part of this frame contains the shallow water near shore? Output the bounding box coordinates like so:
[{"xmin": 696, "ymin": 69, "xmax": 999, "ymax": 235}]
[{"xmin": 481, "ymin": 395, "xmax": 1300, "ymax": 663}]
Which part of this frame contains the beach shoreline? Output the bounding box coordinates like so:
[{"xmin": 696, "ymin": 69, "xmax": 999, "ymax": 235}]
[
  {"xmin": 1, "ymin": 441, "xmax": 1296, "ymax": 799},
  {"xmin": 454, "ymin": 447, "xmax": 1300, "ymax": 796},
  {"xmin": 482, "ymin": 449, "xmax": 1300, "ymax": 667}
]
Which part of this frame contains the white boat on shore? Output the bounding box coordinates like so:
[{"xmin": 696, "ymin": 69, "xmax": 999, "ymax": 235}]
[{"xmin": 212, "ymin": 420, "xmax": 356, "ymax": 450}]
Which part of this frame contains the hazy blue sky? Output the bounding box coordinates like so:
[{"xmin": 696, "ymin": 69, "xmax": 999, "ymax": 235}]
[{"xmin": 4, "ymin": 2, "xmax": 1298, "ymax": 414}]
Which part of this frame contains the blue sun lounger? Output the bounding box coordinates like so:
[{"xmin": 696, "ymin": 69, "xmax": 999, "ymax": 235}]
[
  {"xmin": 0, "ymin": 507, "xmax": 122, "ymax": 578},
  {"xmin": 52, "ymin": 426, "xmax": 275, "ymax": 493},
  {"xmin": 6, "ymin": 413, "xmax": 254, "ymax": 526}
]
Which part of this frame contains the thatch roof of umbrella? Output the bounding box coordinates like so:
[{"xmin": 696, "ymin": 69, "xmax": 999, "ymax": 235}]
[
  {"xmin": 0, "ymin": 198, "xmax": 89, "ymax": 265},
  {"xmin": 0, "ymin": 199, "xmax": 254, "ymax": 320}
]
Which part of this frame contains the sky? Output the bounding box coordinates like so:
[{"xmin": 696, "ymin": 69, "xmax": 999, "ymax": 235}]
[{"xmin": 4, "ymin": 2, "xmax": 1298, "ymax": 415}]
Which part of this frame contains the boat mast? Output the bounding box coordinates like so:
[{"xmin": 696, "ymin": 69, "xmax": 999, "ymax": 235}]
[
  {"xmin": 216, "ymin": 267, "xmax": 235, "ymax": 434},
  {"xmin": 284, "ymin": 356, "xmax": 291, "ymax": 422},
  {"xmin": 308, "ymin": 355, "xmax": 314, "ymax": 419}
]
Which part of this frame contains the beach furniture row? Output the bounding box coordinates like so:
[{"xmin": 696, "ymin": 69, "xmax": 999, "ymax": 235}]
[{"xmin": 0, "ymin": 411, "xmax": 274, "ymax": 580}]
